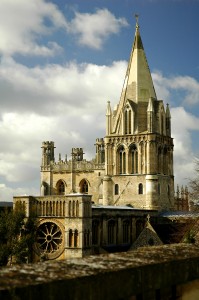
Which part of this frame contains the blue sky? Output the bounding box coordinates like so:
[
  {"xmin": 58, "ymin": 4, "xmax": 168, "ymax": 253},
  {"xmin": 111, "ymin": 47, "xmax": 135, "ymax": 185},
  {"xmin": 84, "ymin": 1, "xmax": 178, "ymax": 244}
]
[{"xmin": 0, "ymin": 0, "xmax": 199, "ymax": 201}]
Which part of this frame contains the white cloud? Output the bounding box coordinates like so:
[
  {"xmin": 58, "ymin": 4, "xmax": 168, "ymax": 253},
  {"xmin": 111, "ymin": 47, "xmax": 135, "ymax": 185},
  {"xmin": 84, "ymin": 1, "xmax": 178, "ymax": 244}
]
[
  {"xmin": 1, "ymin": 53, "xmax": 199, "ymax": 200},
  {"xmin": 0, "ymin": 184, "xmax": 39, "ymax": 203},
  {"xmin": 0, "ymin": 0, "xmax": 67, "ymax": 56},
  {"xmin": 0, "ymin": 1, "xmax": 198, "ymax": 202},
  {"xmin": 171, "ymin": 107, "xmax": 199, "ymax": 186},
  {"xmin": 0, "ymin": 58, "xmax": 127, "ymax": 200},
  {"xmin": 0, "ymin": 2, "xmax": 128, "ymax": 57},
  {"xmin": 153, "ymin": 71, "xmax": 199, "ymax": 187},
  {"xmin": 153, "ymin": 71, "xmax": 199, "ymax": 106},
  {"xmin": 0, "ymin": 57, "xmax": 126, "ymax": 115},
  {"xmin": 67, "ymin": 9, "xmax": 128, "ymax": 49}
]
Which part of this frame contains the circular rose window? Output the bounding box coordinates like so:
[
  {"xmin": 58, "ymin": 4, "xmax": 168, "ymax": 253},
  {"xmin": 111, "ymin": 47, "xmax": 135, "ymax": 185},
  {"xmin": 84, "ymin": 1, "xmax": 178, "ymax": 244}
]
[{"xmin": 36, "ymin": 221, "xmax": 64, "ymax": 259}]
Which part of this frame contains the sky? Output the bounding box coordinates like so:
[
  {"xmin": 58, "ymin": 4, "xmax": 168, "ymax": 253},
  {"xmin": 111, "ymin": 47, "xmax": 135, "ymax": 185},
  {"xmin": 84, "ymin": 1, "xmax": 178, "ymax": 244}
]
[{"xmin": 0, "ymin": 0, "xmax": 199, "ymax": 202}]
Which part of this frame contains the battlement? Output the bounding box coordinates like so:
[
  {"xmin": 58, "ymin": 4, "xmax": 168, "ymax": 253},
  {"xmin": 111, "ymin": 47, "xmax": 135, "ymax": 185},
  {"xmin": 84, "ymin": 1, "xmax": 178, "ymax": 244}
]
[
  {"xmin": 71, "ymin": 147, "xmax": 84, "ymax": 161},
  {"xmin": 174, "ymin": 185, "xmax": 189, "ymax": 211},
  {"xmin": 41, "ymin": 141, "xmax": 55, "ymax": 148},
  {"xmin": 95, "ymin": 138, "xmax": 104, "ymax": 145}
]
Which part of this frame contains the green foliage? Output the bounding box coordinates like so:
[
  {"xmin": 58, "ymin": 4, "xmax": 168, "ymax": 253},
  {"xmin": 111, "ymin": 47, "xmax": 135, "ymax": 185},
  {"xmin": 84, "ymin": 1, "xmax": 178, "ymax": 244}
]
[
  {"xmin": 0, "ymin": 203, "xmax": 37, "ymax": 266},
  {"xmin": 184, "ymin": 230, "xmax": 195, "ymax": 244}
]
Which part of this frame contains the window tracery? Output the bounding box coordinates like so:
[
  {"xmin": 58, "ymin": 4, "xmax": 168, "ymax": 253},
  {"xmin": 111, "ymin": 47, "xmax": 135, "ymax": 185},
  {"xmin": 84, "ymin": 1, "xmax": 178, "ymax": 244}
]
[
  {"xmin": 118, "ymin": 145, "xmax": 126, "ymax": 174},
  {"xmin": 124, "ymin": 105, "xmax": 133, "ymax": 134},
  {"xmin": 129, "ymin": 144, "xmax": 138, "ymax": 174}
]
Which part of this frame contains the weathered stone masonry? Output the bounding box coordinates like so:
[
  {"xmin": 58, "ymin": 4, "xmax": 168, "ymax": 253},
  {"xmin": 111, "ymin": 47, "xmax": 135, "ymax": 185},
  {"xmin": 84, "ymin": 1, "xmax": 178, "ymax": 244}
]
[{"xmin": 1, "ymin": 244, "xmax": 199, "ymax": 300}]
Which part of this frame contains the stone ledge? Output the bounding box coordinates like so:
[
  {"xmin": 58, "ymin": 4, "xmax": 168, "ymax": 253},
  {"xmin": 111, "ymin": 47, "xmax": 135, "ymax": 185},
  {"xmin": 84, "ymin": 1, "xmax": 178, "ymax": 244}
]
[{"xmin": 1, "ymin": 244, "xmax": 199, "ymax": 300}]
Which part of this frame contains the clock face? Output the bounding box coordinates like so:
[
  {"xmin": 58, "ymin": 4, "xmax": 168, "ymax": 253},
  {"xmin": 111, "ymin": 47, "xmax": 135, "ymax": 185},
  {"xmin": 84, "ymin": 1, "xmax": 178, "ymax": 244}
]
[{"xmin": 36, "ymin": 220, "xmax": 64, "ymax": 259}]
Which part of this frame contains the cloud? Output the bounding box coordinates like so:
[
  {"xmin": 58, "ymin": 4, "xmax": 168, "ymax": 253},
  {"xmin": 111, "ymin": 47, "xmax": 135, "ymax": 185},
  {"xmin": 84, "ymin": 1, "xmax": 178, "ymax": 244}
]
[
  {"xmin": 0, "ymin": 184, "xmax": 39, "ymax": 203},
  {"xmin": 0, "ymin": 1, "xmax": 198, "ymax": 203},
  {"xmin": 153, "ymin": 71, "xmax": 199, "ymax": 186},
  {"xmin": 0, "ymin": 2, "xmax": 128, "ymax": 57},
  {"xmin": 171, "ymin": 107, "xmax": 199, "ymax": 186},
  {"xmin": 1, "ymin": 55, "xmax": 199, "ymax": 200},
  {"xmin": 0, "ymin": 58, "xmax": 127, "ymax": 201},
  {"xmin": 0, "ymin": 56, "xmax": 127, "ymax": 116},
  {"xmin": 67, "ymin": 9, "xmax": 128, "ymax": 49},
  {"xmin": 152, "ymin": 71, "xmax": 199, "ymax": 106},
  {"xmin": 0, "ymin": 0, "xmax": 67, "ymax": 56}
]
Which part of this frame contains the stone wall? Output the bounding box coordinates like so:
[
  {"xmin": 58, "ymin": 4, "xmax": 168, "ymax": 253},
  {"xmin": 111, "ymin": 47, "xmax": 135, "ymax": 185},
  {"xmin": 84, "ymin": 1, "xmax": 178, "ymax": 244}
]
[{"xmin": 1, "ymin": 244, "xmax": 199, "ymax": 300}]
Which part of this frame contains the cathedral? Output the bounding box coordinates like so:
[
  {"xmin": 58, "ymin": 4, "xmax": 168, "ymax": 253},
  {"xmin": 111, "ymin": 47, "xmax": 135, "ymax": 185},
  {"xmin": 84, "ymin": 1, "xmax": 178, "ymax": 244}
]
[
  {"xmin": 41, "ymin": 20, "xmax": 174, "ymax": 210},
  {"xmin": 14, "ymin": 21, "xmax": 190, "ymax": 262}
]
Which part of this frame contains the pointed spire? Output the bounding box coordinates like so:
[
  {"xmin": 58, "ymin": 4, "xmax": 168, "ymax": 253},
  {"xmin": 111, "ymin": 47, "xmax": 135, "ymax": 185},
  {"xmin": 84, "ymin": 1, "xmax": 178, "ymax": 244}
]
[
  {"xmin": 112, "ymin": 18, "xmax": 157, "ymax": 134},
  {"xmin": 106, "ymin": 101, "xmax": 112, "ymax": 135},
  {"xmin": 124, "ymin": 17, "xmax": 157, "ymax": 103},
  {"xmin": 166, "ymin": 103, "xmax": 171, "ymax": 118},
  {"xmin": 134, "ymin": 14, "xmax": 144, "ymax": 50},
  {"xmin": 166, "ymin": 103, "xmax": 171, "ymax": 136},
  {"xmin": 147, "ymin": 97, "xmax": 154, "ymax": 133},
  {"xmin": 106, "ymin": 101, "xmax": 112, "ymax": 116},
  {"xmin": 147, "ymin": 97, "xmax": 154, "ymax": 112}
]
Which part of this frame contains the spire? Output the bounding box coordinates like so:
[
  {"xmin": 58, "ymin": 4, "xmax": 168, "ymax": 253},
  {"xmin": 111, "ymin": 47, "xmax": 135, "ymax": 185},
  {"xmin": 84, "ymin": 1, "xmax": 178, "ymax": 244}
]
[
  {"xmin": 147, "ymin": 97, "xmax": 154, "ymax": 112},
  {"xmin": 147, "ymin": 97, "xmax": 154, "ymax": 133},
  {"xmin": 120, "ymin": 17, "xmax": 156, "ymax": 104},
  {"xmin": 112, "ymin": 17, "xmax": 157, "ymax": 134},
  {"xmin": 166, "ymin": 103, "xmax": 171, "ymax": 118},
  {"xmin": 166, "ymin": 103, "xmax": 171, "ymax": 136},
  {"xmin": 106, "ymin": 101, "xmax": 112, "ymax": 116},
  {"xmin": 106, "ymin": 101, "xmax": 112, "ymax": 135},
  {"xmin": 134, "ymin": 14, "xmax": 144, "ymax": 50}
]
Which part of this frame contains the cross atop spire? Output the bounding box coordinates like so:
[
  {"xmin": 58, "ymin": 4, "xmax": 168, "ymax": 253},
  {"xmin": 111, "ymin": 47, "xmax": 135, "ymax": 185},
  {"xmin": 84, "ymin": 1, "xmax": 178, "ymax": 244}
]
[{"xmin": 135, "ymin": 14, "xmax": 139, "ymax": 28}]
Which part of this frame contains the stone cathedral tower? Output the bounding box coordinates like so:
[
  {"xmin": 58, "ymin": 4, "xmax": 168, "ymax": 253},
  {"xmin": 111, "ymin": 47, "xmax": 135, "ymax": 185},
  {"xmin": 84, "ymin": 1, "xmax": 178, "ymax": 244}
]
[
  {"xmin": 103, "ymin": 20, "xmax": 174, "ymax": 210},
  {"xmin": 13, "ymin": 20, "xmax": 179, "ymax": 262},
  {"xmin": 38, "ymin": 20, "xmax": 174, "ymax": 211}
]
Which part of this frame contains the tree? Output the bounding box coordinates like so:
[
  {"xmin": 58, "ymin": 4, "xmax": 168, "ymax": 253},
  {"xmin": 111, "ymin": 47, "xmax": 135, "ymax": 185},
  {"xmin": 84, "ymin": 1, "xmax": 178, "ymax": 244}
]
[
  {"xmin": 184, "ymin": 230, "xmax": 196, "ymax": 244},
  {"xmin": 0, "ymin": 202, "xmax": 37, "ymax": 266},
  {"xmin": 189, "ymin": 158, "xmax": 199, "ymax": 202}
]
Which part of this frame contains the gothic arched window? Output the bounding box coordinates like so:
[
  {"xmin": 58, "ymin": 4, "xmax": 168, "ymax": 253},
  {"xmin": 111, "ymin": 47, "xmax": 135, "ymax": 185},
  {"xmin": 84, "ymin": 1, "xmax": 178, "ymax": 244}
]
[
  {"xmin": 108, "ymin": 220, "xmax": 116, "ymax": 245},
  {"xmin": 129, "ymin": 144, "xmax": 138, "ymax": 174},
  {"xmin": 158, "ymin": 147, "xmax": 162, "ymax": 174},
  {"xmin": 74, "ymin": 230, "xmax": 78, "ymax": 248},
  {"xmin": 124, "ymin": 105, "xmax": 132, "ymax": 134},
  {"xmin": 138, "ymin": 183, "xmax": 143, "ymax": 194},
  {"xmin": 92, "ymin": 220, "xmax": 99, "ymax": 245},
  {"xmin": 123, "ymin": 220, "xmax": 130, "ymax": 243},
  {"xmin": 69, "ymin": 229, "xmax": 73, "ymax": 247},
  {"xmin": 163, "ymin": 147, "xmax": 168, "ymax": 174},
  {"xmin": 80, "ymin": 179, "xmax": 89, "ymax": 193},
  {"xmin": 56, "ymin": 180, "xmax": 65, "ymax": 195},
  {"xmin": 76, "ymin": 200, "xmax": 79, "ymax": 217},
  {"xmin": 118, "ymin": 145, "xmax": 126, "ymax": 174},
  {"xmin": 115, "ymin": 184, "xmax": 119, "ymax": 195},
  {"xmin": 161, "ymin": 114, "xmax": 164, "ymax": 134}
]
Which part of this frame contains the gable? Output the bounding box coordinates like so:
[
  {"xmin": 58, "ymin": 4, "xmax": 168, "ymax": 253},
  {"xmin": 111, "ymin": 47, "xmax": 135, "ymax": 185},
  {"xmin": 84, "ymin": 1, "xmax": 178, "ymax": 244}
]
[{"xmin": 131, "ymin": 222, "xmax": 163, "ymax": 250}]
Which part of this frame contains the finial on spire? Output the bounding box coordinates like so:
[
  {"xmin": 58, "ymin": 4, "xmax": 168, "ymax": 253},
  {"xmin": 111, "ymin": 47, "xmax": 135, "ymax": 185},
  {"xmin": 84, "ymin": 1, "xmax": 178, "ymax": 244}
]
[
  {"xmin": 146, "ymin": 214, "xmax": 150, "ymax": 223},
  {"xmin": 135, "ymin": 14, "xmax": 139, "ymax": 28}
]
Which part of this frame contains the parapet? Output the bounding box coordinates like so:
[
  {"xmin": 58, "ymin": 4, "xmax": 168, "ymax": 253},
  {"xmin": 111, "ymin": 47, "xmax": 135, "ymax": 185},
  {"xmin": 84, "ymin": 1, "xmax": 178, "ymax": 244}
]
[
  {"xmin": 1, "ymin": 244, "xmax": 199, "ymax": 300},
  {"xmin": 41, "ymin": 141, "xmax": 55, "ymax": 148}
]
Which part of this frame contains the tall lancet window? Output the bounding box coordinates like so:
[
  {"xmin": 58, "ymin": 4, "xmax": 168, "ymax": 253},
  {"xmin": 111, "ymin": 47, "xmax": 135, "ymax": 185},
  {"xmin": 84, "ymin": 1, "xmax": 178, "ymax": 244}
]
[
  {"xmin": 129, "ymin": 144, "xmax": 138, "ymax": 174},
  {"xmin": 161, "ymin": 114, "xmax": 164, "ymax": 135},
  {"xmin": 158, "ymin": 147, "xmax": 162, "ymax": 174},
  {"xmin": 124, "ymin": 105, "xmax": 132, "ymax": 134},
  {"xmin": 118, "ymin": 145, "xmax": 126, "ymax": 174}
]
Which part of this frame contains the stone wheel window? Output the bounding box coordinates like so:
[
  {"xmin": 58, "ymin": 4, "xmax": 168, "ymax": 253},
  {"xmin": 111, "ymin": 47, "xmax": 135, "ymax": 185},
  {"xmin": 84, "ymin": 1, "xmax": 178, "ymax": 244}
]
[{"xmin": 37, "ymin": 222, "xmax": 63, "ymax": 254}]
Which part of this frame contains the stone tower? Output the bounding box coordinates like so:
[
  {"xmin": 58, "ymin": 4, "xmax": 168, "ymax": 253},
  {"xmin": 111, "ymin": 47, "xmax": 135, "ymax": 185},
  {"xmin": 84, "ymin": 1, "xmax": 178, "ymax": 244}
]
[
  {"xmin": 103, "ymin": 20, "xmax": 174, "ymax": 210},
  {"xmin": 41, "ymin": 141, "xmax": 55, "ymax": 196}
]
